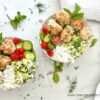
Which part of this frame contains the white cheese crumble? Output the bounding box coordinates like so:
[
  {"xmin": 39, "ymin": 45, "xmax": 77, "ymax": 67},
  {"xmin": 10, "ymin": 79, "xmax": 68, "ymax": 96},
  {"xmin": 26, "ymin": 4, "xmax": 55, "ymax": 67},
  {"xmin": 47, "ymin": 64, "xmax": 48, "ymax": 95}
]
[
  {"xmin": 52, "ymin": 46, "xmax": 75, "ymax": 63},
  {"xmin": 0, "ymin": 65, "xmax": 19, "ymax": 90}
]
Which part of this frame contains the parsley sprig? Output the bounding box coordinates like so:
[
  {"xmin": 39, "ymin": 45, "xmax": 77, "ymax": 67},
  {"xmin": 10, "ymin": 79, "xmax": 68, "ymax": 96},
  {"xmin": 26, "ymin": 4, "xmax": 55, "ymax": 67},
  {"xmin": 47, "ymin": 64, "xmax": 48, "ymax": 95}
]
[
  {"xmin": 64, "ymin": 3, "xmax": 84, "ymax": 21},
  {"xmin": 7, "ymin": 11, "xmax": 27, "ymax": 29}
]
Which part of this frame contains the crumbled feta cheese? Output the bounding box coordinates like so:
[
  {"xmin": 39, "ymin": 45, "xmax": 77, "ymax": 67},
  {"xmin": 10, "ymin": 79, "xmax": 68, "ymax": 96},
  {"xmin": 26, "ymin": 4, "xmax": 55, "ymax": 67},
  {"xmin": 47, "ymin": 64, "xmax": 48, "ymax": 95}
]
[{"xmin": 52, "ymin": 46, "xmax": 75, "ymax": 63}]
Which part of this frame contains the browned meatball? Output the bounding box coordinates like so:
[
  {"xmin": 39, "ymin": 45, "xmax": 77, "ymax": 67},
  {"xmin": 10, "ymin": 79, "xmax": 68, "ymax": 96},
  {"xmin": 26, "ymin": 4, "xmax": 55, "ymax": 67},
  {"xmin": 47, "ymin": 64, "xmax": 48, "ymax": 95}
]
[
  {"xmin": 0, "ymin": 38, "xmax": 16, "ymax": 55},
  {"xmin": 79, "ymin": 26, "xmax": 90, "ymax": 40},
  {"xmin": 0, "ymin": 55, "xmax": 11, "ymax": 70},
  {"xmin": 61, "ymin": 26, "xmax": 73, "ymax": 42},
  {"xmin": 71, "ymin": 20, "xmax": 84, "ymax": 30},
  {"xmin": 56, "ymin": 10, "xmax": 70, "ymax": 25},
  {"xmin": 48, "ymin": 19, "xmax": 62, "ymax": 35}
]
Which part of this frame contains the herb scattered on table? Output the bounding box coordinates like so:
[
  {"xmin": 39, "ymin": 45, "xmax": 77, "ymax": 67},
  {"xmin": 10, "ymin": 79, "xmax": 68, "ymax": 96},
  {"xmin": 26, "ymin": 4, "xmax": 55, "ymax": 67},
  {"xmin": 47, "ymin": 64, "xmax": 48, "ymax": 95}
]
[
  {"xmin": 36, "ymin": 2, "xmax": 45, "ymax": 13},
  {"xmin": 27, "ymin": 93, "xmax": 30, "ymax": 97},
  {"xmin": 0, "ymin": 33, "xmax": 3, "ymax": 45},
  {"xmin": 90, "ymin": 38, "xmax": 97, "ymax": 47},
  {"xmin": 40, "ymin": 97, "xmax": 43, "ymax": 100},
  {"xmin": 52, "ymin": 62, "xmax": 63, "ymax": 83},
  {"xmin": 64, "ymin": 3, "xmax": 84, "ymax": 23},
  {"xmin": 7, "ymin": 11, "xmax": 27, "ymax": 29},
  {"xmin": 67, "ymin": 76, "xmax": 77, "ymax": 93},
  {"xmin": 74, "ymin": 66, "xmax": 79, "ymax": 70},
  {"xmin": 29, "ymin": 8, "xmax": 33, "ymax": 14}
]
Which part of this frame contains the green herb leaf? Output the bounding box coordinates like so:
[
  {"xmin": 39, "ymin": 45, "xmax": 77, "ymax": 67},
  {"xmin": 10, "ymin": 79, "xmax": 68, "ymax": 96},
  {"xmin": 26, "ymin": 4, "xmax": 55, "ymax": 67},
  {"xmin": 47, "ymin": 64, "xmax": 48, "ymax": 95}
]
[
  {"xmin": 73, "ymin": 37, "xmax": 81, "ymax": 49},
  {"xmin": 73, "ymin": 28, "xmax": 79, "ymax": 35},
  {"xmin": 62, "ymin": 24, "xmax": 67, "ymax": 29},
  {"xmin": 8, "ymin": 11, "xmax": 27, "ymax": 29},
  {"xmin": 53, "ymin": 72, "xmax": 59, "ymax": 83},
  {"xmin": 10, "ymin": 20, "xmax": 18, "ymax": 29},
  {"xmin": 54, "ymin": 62, "xmax": 63, "ymax": 72},
  {"xmin": 72, "ymin": 13, "xmax": 84, "ymax": 20},
  {"xmin": 0, "ymin": 33, "xmax": 2, "ymax": 39},
  {"xmin": 0, "ymin": 33, "xmax": 3, "ymax": 45},
  {"xmin": 64, "ymin": 8, "xmax": 71, "ymax": 15},
  {"xmin": 90, "ymin": 39, "xmax": 97, "ymax": 47},
  {"xmin": 73, "ymin": 3, "xmax": 81, "ymax": 16}
]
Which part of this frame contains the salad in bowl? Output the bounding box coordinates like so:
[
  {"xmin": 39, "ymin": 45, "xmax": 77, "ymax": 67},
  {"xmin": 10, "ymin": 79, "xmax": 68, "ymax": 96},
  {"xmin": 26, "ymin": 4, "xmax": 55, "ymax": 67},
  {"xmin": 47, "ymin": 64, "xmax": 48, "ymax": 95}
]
[
  {"xmin": 0, "ymin": 33, "xmax": 37, "ymax": 90},
  {"xmin": 40, "ymin": 4, "xmax": 93, "ymax": 63}
]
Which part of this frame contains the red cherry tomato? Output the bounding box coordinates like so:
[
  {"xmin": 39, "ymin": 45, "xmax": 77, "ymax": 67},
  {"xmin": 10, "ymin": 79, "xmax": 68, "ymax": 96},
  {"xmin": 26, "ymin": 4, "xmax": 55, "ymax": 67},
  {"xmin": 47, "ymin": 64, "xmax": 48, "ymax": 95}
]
[
  {"xmin": 14, "ymin": 48, "xmax": 25, "ymax": 55},
  {"xmin": 10, "ymin": 53, "xmax": 19, "ymax": 61},
  {"xmin": 52, "ymin": 35, "xmax": 61, "ymax": 46},
  {"xmin": 47, "ymin": 49, "xmax": 54, "ymax": 57},
  {"xmin": 18, "ymin": 54, "xmax": 24, "ymax": 60},
  {"xmin": 41, "ymin": 42, "xmax": 48, "ymax": 49},
  {"xmin": 42, "ymin": 26, "xmax": 49, "ymax": 34},
  {"xmin": 13, "ymin": 38, "xmax": 21, "ymax": 45}
]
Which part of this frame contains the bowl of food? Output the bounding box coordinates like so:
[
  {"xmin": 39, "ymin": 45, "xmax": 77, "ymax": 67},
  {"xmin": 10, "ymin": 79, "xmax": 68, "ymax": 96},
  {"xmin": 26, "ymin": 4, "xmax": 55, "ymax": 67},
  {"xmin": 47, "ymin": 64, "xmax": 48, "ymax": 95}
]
[
  {"xmin": 40, "ymin": 4, "xmax": 92, "ymax": 63},
  {"xmin": 0, "ymin": 33, "xmax": 37, "ymax": 90}
]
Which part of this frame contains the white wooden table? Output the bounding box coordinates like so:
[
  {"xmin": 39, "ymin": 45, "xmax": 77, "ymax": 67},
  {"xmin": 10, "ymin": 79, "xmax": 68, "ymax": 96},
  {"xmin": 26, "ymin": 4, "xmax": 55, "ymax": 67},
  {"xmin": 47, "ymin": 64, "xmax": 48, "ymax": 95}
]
[{"xmin": 0, "ymin": 0, "xmax": 100, "ymax": 100}]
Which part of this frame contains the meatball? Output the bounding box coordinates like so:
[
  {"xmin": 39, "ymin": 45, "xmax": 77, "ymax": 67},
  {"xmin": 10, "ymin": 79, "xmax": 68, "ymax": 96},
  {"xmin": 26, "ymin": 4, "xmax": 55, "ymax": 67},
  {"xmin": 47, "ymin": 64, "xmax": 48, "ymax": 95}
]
[
  {"xmin": 48, "ymin": 19, "xmax": 62, "ymax": 35},
  {"xmin": 71, "ymin": 20, "xmax": 84, "ymax": 30},
  {"xmin": 0, "ymin": 38, "xmax": 16, "ymax": 55},
  {"xmin": 0, "ymin": 55, "xmax": 11, "ymax": 70},
  {"xmin": 79, "ymin": 26, "xmax": 90, "ymax": 40},
  {"xmin": 61, "ymin": 26, "xmax": 73, "ymax": 42},
  {"xmin": 56, "ymin": 10, "xmax": 70, "ymax": 25}
]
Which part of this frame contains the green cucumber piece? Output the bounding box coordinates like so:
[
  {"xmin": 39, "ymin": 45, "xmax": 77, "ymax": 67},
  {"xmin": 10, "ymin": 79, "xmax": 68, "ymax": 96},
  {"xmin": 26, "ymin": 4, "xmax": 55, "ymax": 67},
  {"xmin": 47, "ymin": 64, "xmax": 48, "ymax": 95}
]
[
  {"xmin": 23, "ymin": 40, "xmax": 33, "ymax": 50},
  {"xmin": 48, "ymin": 42, "xmax": 55, "ymax": 49},
  {"xmin": 24, "ymin": 51, "xmax": 36, "ymax": 60},
  {"xmin": 16, "ymin": 42, "xmax": 23, "ymax": 49},
  {"xmin": 40, "ymin": 32, "xmax": 45, "ymax": 41},
  {"xmin": 43, "ymin": 34, "xmax": 51, "ymax": 42}
]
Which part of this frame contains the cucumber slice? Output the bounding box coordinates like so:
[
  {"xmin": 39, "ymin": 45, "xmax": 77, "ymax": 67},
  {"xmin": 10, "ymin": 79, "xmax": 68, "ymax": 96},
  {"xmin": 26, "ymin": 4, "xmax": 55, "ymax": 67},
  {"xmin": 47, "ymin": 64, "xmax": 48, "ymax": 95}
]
[
  {"xmin": 40, "ymin": 32, "xmax": 45, "ymax": 41},
  {"xmin": 24, "ymin": 51, "xmax": 36, "ymax": 60},
  {"xmin": 16, "ymin": 42, "xmax": 23, "ymax": 49},
  {"xmin": 48, "ymin": 42, "xmax": 55, "ymax": 49},
  {"xmin": 23, "ymin": 40, "xmax": 33, "ymax": 50},
  {"xmin": 43, "ymin": 34, "xmax": 51, "ymax": 42}
]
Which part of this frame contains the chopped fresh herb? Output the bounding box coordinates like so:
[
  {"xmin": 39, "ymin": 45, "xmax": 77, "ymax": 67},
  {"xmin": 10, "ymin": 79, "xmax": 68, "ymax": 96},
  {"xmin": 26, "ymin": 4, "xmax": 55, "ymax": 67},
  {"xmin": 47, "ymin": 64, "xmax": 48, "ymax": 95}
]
[
  {"xmin": 73, "ymin": 38, "xmax": 81, "ymax": 49},
  {"xmin": 73, "ymin": 28, "xmax": 79, "ymax": 35},
  {"xmin": 67, "ymin": 76, "xmax": 77, "ymax": 93},
  {"xmin": 62, "ymin": 24, "xmax": 67, "ymax": 29},
  {"xmin": 36, "ymin": 3, "xmax": 45, "ymax": 13},
  {"xmin": 90, "ymin": 39, "xmax": 97, "ymax": 47},
  {"xmin": 53, "ymin": 72, "xmax": 59, "ymax": 83},
  {"xmin": 7, "ymin": 11, "xmax": 27, "ymax": 29},
  {"xmin": 0, "ymin": 33, "xmax": 3, "ymax": 45}
]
